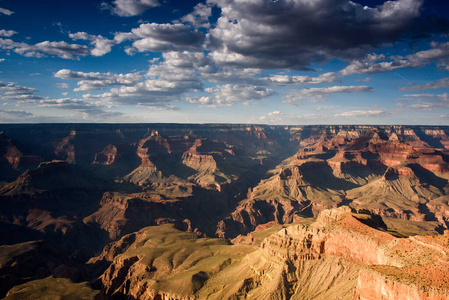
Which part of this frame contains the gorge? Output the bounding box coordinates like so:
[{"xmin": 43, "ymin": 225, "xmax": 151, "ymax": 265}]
[{"xmin": 1, "ymin": 124, "xmax": 449, "ymax": 299}]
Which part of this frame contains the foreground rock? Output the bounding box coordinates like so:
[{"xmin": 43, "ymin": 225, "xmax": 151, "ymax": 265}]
[{"xmin": 90, "ymin": 207, "xmax": 449, "ymax": 299}]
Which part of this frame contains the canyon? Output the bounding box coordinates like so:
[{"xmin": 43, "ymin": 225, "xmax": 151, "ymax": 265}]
[{"xmin": 0, "ymin": 124, "xmax": 449, "ymax": 299}]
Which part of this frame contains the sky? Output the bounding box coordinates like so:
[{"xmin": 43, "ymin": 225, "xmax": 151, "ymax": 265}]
[{"xmin": 1, "ymin": 0, "xmax": 449, "ymax": 125}]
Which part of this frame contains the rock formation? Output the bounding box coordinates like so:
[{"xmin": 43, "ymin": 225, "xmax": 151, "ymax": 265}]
[
  {"xmin": 85, "ymin": 207, "xmax": 449, "ymax": 299},
  {"xmin": 0, "ymin": 124, "xmax": 448, "ymax": 298}
]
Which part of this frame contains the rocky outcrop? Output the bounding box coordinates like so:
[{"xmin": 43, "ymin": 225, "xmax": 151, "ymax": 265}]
[
  {"xmin": 259, "ymin": 208, "xmax": 449, "ymax": 299},
  {"xmin": 89, "ymin": 225, "xmax": 234, "ymax": 299},
  {"xmin": 91, "ymin": 208, "xmax": 449, "ymax": 299},
  {"xmin": 83, "ymin": 192, "xmax": 183, "ymax": 240},
  {"xmin": 180, "ymin": 138, "xmax": 255, "ymax": 190},
  {"xmin": 54, "ymin": 134, "xmax": 76, "ymax": 164},
  {"xmin": 216, "ymin": 163, "xmax": 347, "ymax": 238},
  {"xmin": 0, "ymin": 160, "xmax": 96, "ymax": 195},
  {"xmin": 93, "ymin": 144, "xmax": 118, "ymax": 165},
  {"xmin": 136, "ymin": 131, "xmax": 171, "ymax": 167},
  {"xmin": 0, "ymin": 133, "xmax": 41, "ymax": 181},
  {"xmin": 260, "ymin": 225, "xmax": 326, "ymax": 260},
  {"xmin": 354, "ymin": 268, "xmax": 449, "ymax": 300}
]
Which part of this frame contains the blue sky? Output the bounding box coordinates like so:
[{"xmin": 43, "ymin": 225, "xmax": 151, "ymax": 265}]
[{"xmin": 1, "ymin": 0, "xmax": 449, "ymax": 124}]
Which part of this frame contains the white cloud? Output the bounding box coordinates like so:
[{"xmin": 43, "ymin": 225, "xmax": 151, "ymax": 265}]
[
  {"xmin": 0, "ymin": 38, "xmax": 89, "ymax": 59},
  {"xmin": 341, "ymin": 42, "xmax": 449, "ymax": 76},
  {"xmin": 267, "ymin": 72, "xmax": 339, "ymax": 86},
  {"xmin": 104, "ymin": 0, "xmax": 159, "ymax": 17},
  {"xmin": 397, "ymin": 93, "xmax": 449, "ymax": 110},
  {"xmin": 69, "ymin": 32, "xmax": 117, "ymax": 56},
  {"xmin": 129, "ymin": 23, "xmax": 204, "ymax": 52},
  {"xmin": 335, "ymin": 110, "xmax": 385, "ymax": 117},
  {"xmin": 85, "ymin": 51, "xmax": 205, "ymax": 106},
  {"xmin": 249, "ymin": 112, "xmax": 323, "ymax": 125},
  {"xmin": 355, "ymin": 77, "xmax": 371, "ymax": 83},
  {"xmin": 0, "ymin": 8, "xmax": 13, "ymax": 16},
  {"xmin": 0, "ymin": 109, "xmax": 33, "ymax": 122},
  {"xmin": 407, "ymin": 103, "xmax": 435, "ymax": 109},
  {"xmin": 340, "ymin": 55, "xmax": 409, "ymax": 76},
  {"xmin": 54, "ymin": 69, "xmax": 142, "ymax": 91},
  {"xmin": 0, "ymin": 81, "xmax": 43, "ymax": 101},
  {"xmin": 57, "ymin": 83, "xmax": 69, "ymax": 89},
  {"xmin": 113, "ymin": 32, "xmax": 135, "ymax": 43},
  {"xmin": 188, "ymin": 84, "xmax": 276, "ymax": 107},
  {"xmin": 0, "ymin": 30, "xmax": 17, "ymax": 37},
  {"xmin": 181, "ymin": 3, "xmax": 212, "ymax": 28},
  {"xmin": 201, "ymin": 63, "xmax": 340, "ymax": 87},
  {"xmin": 268, "ymin": 111, "xmax": 283, "ymax": 116},
  {"xmin": 38, "ymin": 98, "xmax": 123, "ymax": 118},
  {"xmin": 399, "ymin": 77, "xmax": 449, "ymax": 91},
  {"xmin": 402, "ymin": 93, "xmax": 449, "ymax": 99},
  {"xmin": 283, "ymin": 85, "xmax": 373, "ymax": 103}
]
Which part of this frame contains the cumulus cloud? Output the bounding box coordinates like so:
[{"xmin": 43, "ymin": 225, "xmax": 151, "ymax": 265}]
[
  {"xmin": 340, "ymin": 56, "xmax": 409, "ymax": 76},
  {"xmin": 0, "ymin": 38, "xmax": 89, "ymax": 59},
  {"xmin": 113, "ymin": 32, "xmax": 135, "ymax": 44},
  {"xmin": 0, "ymin": 30, "xmax": 16, "ymax": 37},
  {"xmin": 0, "ymin": 8, "xmax": 13, "ymax": 16},
  {"xmin": 0, "ymin": 81, "xmax": 43, "ymax": 101},
  {"xmin": 0, "ymin": 109, "xmax": 33, "ymax": 122},
  {"xmin": 38, "ymin": 98, "xmax": 123, "ymax": 118},
  {"xmin": 399, "ymin": 77, "xmax": 449, "ymax": 91},
  {"xmin": 334, "ymin": 110, "xmax": 385, "ymax": 117},
  {"xmin": 181, "ymin": 3, "xmax": 212, "ymax": 28},
  {"xmin": 187, "ymin": 84, "xmax": 275, "ymax": 107},
  {"xmin": 201, "ymin": 67, "xmax": 263, "ymax": 84},
  {"xmin": 57, "ymin": 83, "xmax": 69, "ymax": 89},
  {"xmin": 268, "ymin": 111, "xmax": 283, "ymax": 116},
  {"xmin": 85, "ymin": 51, "xmax": 205, "ymax": 106},
  {"xmin": 397, "ymin": 93, "xmax": 449, "ymax": 110},
  {"xmin": 267, "ymin": 72, "xmax": 339, "ymax": 86},
  {"xmin": 201, "ymin": 62, "xmax": 339, "ymax": 87},
  {"xmin": 283, "ymin": 85, "xmax": 373, "ymax": 103},
  {"xmin": 54, "ymin": 69, "xmax": 142, "ymax": 91},
  {"xmin": 341, "ymin": 42, "xmax": 449, "ymax": 76},
  {"xmin": 69, "ymin": 32, "xmax": 117, "ymax": 56},
  {"xmin": 206, "ymin": 0, "xmax": 423, "ymax": 69},
  {"xmin": 103, "ymin": 0, "xmax": 159, "ymax": 17},
  {"xmin": 355, "ymin": 77, "xmax": 371, "ymax": 83},
  {"xmin": 128, "ymin": 23, "xmax": 204, "ymax": 52}
]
